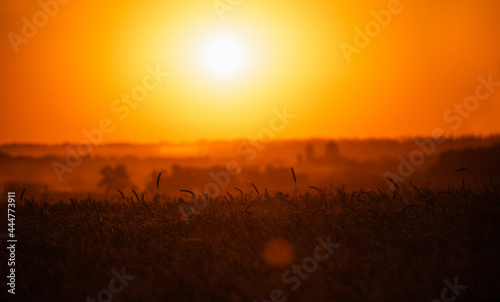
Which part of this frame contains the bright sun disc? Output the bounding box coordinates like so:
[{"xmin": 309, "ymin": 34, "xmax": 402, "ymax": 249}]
[{"xmin": 205, "ymin": 39, "xmax": 242, "ymax": 74}]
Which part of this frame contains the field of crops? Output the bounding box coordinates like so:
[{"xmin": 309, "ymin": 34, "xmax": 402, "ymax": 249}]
[{"xmin": 2, "ymin": 184, "xmax": 500, "ymax": 302}]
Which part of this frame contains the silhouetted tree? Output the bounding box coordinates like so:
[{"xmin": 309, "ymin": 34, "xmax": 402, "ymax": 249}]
[
  {"xmin": 325, "ymin": 140, "xmax": 340, "ymax": 159},
  {"xmin": 98, "ymin": 164, "xmax": 132, "ymax": 193},
  {"xmin": 305, "ymin": 143, "xmax": 315, "ymax": 162}
]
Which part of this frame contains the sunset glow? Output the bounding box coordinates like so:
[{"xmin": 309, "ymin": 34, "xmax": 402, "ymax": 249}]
[
  {"xmin": 2, "ymin": 1, "xmax": 500, "ymax": 301},
  {"xmin": 1, "ymin": 1, "xmax": 499, "ymax": 144}
]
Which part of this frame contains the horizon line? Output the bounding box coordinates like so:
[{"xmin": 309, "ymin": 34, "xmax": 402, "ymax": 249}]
[{"xmin": 1, "ymin": 133, "xmax": 500, "ymax": 147}]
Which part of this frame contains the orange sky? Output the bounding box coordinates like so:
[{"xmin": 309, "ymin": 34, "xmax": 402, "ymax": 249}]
[{"xmin": 1, "ymin": 0, "xmax": 499, "ymax": 144}]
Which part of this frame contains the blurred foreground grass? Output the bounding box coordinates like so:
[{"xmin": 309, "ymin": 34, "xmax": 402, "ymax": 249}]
[{"xmin": 1, "ymin": 185, "xmax": 500, "ymax": 302}]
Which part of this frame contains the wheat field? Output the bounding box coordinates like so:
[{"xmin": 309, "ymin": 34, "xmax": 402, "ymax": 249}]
[{"xmin": 2, "ymin": 183, "xmax": 500, "ymax": 302}]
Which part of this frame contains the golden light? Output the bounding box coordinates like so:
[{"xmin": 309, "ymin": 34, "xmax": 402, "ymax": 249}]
[{"xmin": 205, "ymin": 39, "xmax": 243, "ymax": 74}]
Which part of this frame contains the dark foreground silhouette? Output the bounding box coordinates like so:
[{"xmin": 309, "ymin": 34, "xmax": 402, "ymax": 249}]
[{"xmin": 1, "ymin": 184, "xmax": 499, "ymax": 302}]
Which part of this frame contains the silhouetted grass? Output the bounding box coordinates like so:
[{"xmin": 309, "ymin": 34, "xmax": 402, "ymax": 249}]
[{"xmin": 2, "ymin": 184, "xmax": 500, "ymax": 302}]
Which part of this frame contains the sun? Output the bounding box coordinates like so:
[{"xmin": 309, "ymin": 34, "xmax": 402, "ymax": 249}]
[{"xmin": 205, "ymin": 39, "xmax": 242, "ymax": 74}]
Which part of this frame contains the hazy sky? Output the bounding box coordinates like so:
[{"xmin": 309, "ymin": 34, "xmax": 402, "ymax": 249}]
[{"xmin": 1, "ymin": 0, "xmax": 500, "ymax": 144}]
